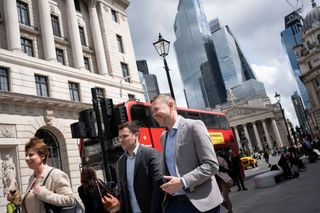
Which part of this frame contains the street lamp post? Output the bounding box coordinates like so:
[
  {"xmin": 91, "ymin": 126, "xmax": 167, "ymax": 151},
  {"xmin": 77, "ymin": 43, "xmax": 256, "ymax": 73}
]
[
  {"xmin": 120, "ymin": 75, "xmax": 131, "ymax": 98},
  {"xmin": 274, "ymin": 92, "xmax": 293, "ymax": 146},
  {"xmin": 153, "ymin": 33, "xmax": 175, "ymax": 99}
]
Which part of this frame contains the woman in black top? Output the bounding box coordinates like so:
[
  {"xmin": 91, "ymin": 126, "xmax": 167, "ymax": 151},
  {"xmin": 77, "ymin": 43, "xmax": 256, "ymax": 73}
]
[{"xmin": 78, "ymin": 167, "xmax": 109, "ymax": 213}]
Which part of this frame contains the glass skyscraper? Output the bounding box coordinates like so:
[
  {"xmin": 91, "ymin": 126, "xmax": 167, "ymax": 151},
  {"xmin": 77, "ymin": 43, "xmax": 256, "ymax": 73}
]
[
  {"xmin": 291, "ymin": 91, "xmax": 308, "ymax": 130},
  {"xmin": 281, "ymin": 11, "xmax": 310, "ymax": 109},
  {"xmin": 209, "ymin": 18, "xmax": 266, "ymax": 101},
  {"xmin": 173, "ymin": 0, "xmax": 226, "ymax": 109},
  {"xmin": 210, "ymin": 18, "xmax": 256, "ymax": 89},
  {"xmin": 136, "ymin": 60, "xmax": 160, "ymax": 102}
]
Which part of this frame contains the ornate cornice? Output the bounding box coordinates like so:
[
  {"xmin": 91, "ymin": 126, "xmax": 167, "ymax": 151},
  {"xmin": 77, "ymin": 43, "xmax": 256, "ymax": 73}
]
[
  {"xmin": 0, "ymin": 91, "xmax": 91, "ymax": 111},
  {"xmin": 84, "ymin": 0, "xmax": 130, "ymax": 9}
]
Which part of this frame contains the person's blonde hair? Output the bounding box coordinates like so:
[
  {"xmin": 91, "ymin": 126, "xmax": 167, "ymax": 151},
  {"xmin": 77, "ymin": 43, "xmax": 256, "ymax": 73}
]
[{"xmin": 7, "ymin": 190, "xmax": 22, "ymax": 206}]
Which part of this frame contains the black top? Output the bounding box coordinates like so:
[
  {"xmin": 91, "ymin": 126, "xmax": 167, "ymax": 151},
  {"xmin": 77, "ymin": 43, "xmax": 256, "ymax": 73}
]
[{"xmin": 78, "ymin": 180, "xmax": 109, "ymax": 213}]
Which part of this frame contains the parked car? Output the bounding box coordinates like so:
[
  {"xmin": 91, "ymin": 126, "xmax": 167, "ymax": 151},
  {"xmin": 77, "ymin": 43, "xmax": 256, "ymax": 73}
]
[{"xmin": 241, "ymin": 156, "xmax": 258, "ymax": 169}]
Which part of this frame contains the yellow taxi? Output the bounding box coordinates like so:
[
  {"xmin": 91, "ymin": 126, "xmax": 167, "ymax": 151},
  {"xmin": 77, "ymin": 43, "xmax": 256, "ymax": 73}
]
[{"xmin": 241, "ymin": 156, "xmax": 258, "ymax": 169}]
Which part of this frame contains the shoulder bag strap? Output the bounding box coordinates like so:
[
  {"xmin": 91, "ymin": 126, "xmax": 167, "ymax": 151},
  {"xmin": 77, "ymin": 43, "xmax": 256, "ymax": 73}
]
[
  {"xmin": 97, "ymin": 179, "xmax": 109, "ymax": 191},
  {"xmin": 42, "ymin": 168, "xmax": 55, "ymax": 186},
  {"xmin": 96, "ymin": 181, "xmax": 102, "ymax": 197}
]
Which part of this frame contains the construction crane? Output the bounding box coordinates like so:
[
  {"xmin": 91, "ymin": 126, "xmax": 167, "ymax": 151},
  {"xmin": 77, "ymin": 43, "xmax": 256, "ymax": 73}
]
[{"xmin": 285, "ymin": 0, "xmax": 304, "ymax": 13}]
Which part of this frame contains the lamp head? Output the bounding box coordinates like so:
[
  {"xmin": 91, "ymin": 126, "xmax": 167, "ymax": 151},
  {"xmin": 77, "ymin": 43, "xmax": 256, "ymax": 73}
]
[{"xmin": 153, "ymin": 33, "xmax": 170, "ymax": 57}]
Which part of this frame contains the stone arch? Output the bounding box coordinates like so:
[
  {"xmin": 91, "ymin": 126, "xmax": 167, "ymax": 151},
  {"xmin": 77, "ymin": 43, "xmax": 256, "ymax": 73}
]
[{"xmin": 35, "ymin": 126, "xmax": 70, "ymax": 174}]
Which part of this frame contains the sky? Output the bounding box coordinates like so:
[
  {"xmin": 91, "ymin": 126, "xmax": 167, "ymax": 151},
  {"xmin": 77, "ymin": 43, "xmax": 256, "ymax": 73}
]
[{"xmin": 127, "ymin": 0, "xmax": 314, "ymax": 127}]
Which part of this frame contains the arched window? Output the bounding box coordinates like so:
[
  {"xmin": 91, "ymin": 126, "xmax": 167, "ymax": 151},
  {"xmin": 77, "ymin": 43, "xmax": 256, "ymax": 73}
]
[
  {"xmin": 307, "ymin": 41, "xmax": 312, "ymax": 49},
  {"xmin": 35, "ymin": 129, "xmax": 62, "ymax": 170}
]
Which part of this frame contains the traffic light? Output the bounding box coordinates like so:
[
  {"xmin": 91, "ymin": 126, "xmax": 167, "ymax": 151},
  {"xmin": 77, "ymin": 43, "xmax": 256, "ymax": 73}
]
[
  {"xmin": 295, "ymin": 126, "xmax": 302, "ymax": 136},
  {"xmin": 114, "ymin": 104, "xmax": 128, "ymax": 125},
  {"xmin": 101, "ymin": 98, "xmax": 118, "ymax": 139},
  {"xmin": 79, "ymin": 109, "xmax": 97, "ymax": 138},
  {"xmin": 70, "ymin": 109, "xmax": 97, "ymax": 138},
  {"xmin": 70, "ymin": 122, "xmax": 86, "ymax": 138}
]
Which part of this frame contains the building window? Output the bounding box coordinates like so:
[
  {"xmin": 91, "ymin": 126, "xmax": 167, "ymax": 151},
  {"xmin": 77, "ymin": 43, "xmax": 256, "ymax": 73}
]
[
  {"xmin": 96, "ymin": 87, "xmax": 104, "ymax": 98},
  {"xmin": 117, "ymin": 35, "xmax": 124, "ymax": 53},
  {"xmin": 51, "ymin": 15, "xmax": 61, "ymax": 36},
  {"xmin": 0, "ymin": 68, "xmax": 9, "ymax": 91},
  {"xmin": 128, "ymin": 94, "xmax": 135, "ymax": 99},
  {"xmin": 21, "ymin": 37, "xmax": 33, "ymax": 56},
  {"xmin": 35, "ymin": 75, "xmax": 49, "ymax": 97},
  {"xmin": 308, "ymin": 61, "xmax": 313, "ymax": 69},
  {"xmin": 74, "ymin": 0, "xmax": 81, "ymax": 12},
  {"xmin": 84, "ymin": 57, "xmax": 90, "ymax": 71},
  {"xmin": 69, "ymin": 82, "xmax": 80, "ymax": 101},
  {"xmin": 17, "ymin": 0, "xmax": 30, "ymax": 26},
  {"xmin": 56, "ymin": 48, "xmax": 65, "ymax": 65},
  {"xmin": 307, "ymin": 41, "xmax": 312, "ymax": 49},
  {"xmin": 314, "ymin": 78, "xmax": 320, "ymax": 88},
  {"xmin": 121, "ymin": 63, "xmax": 130, "ymax": 83},
  {"xmin": 111, "ymin": 9, "xmax": 118, "ymax": 22},
  {"xmin": 317, "ymin": 34, "xmax": 320, "ymax": 44},
  {"xmin": 79, "ymin": 26, "xmax": 86, "ymax": 46}
]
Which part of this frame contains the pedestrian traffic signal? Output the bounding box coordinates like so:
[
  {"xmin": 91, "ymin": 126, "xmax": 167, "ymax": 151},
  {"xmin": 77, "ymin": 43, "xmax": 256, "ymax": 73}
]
[
  {"xmin": 70, "ymin": 109, "xmax": 97, "ymax": 138},
  {"xmin": 70, "ymin": 122, "xmax": 86, "ymax": 138},
  {"xmin": 80, "ymin": 109, "xmax": 97, "ymax": 138},
  {"xmin": 114, "ymin": 104, "xmax": 128, "ymax": 125},
  {"xmin": 101, "ymin": 98, "xmax": 118, "ymax": 139}
]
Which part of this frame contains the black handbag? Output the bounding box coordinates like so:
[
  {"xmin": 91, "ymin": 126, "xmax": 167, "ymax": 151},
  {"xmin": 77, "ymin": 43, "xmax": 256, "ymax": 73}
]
[
  {"xmin": 44, "ymin": 200, "xmax": 84, "ymax": 213},
  {"xmin": 43, "ymin": 169, "xmax": 84, "ymax": 213}
]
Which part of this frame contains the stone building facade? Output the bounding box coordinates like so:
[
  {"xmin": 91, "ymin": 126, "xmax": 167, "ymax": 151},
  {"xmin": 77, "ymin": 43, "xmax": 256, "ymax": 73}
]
[
  {"xmin": 293, "ymin": 1, "xmax": 320, "ymax": 136},
  {"xmin": 0, "ymin": 0, "xmax": 143, "ymax": 210},
  {"xmin": 218, "ymin": 96, "xmax": 290, "ymax": 154}
]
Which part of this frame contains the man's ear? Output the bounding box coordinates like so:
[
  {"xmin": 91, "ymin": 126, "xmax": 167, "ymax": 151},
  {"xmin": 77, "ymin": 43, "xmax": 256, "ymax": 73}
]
[
  {"xmin": 168, "ymin": 101, "xmax": 174, "ymax": 109},
  {"xmin": 134, "ymin": 132, "xmax": 139, "ymax": 138}
]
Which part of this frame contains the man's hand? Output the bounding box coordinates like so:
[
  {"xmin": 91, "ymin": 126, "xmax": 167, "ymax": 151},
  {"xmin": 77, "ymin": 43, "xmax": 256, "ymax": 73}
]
[{"xmin": 160, "ymin": 176, "xmax": 184, "ymax": 194}]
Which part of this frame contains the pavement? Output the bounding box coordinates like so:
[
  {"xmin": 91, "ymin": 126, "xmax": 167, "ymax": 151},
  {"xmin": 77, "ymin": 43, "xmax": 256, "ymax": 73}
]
[{"xmin": 221, "ymin": 157, "xmax": 320, "ymax": 213}]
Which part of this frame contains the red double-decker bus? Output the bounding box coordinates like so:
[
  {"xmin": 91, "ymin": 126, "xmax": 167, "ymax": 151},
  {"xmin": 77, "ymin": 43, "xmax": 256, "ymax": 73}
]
[{"xmin": 79, "ymin": 99, "xmax": 238, "ymax": 168}]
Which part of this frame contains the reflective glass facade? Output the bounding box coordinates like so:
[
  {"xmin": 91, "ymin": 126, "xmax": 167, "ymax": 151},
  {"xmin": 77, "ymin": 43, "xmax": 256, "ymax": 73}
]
[
  {"xmin": 210, "ymin": 19, "xmax": 256, "ymax": 89},
  {"xmin": 281, "ymin": 11, "xmax": 310, "ymax": 108},
  {"xmin": 232, "ymin": 79, "xmax": 267, "ymax": 101},
  {"xmin": 291, "ymin": 91, "xmax": 308, "ymax": 130},
  {"xmin": 137, "ymin": 60, "xmax": 160, "ymax": 102},
  {"xmin": 174, "ymin": 0, "xmax": 226, "ymax": 109}
]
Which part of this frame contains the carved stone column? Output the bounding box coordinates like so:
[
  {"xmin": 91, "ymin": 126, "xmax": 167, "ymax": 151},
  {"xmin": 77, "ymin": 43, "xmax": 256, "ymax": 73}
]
[
  {"xmin": 262, "ymin": 120, "xmax": 273, "ymax": 150},
  {"xmin": 88, "ymin": 1, "xmax": 108, "ymax": 75},
  {"xmin": 66, "ymin": 0, "xmax": 85, "ymax": 69},
  {"xmin": 233, "ymin": 126, "xmax": 242, "ymax": 150},
  {"xmin": 243, "ymin": 124, "xmax": 253, "ymax": 154},
  {"xmin": 253, "ymin": 122, "xmax": 263, "ymax": 151},
  {"xmin": 38, "ymin": 0, "xmax": 56, "ymax": 61},
  {"xmin": 272, "ymin": 119, "xmax": 283, "ymax": 148},
  {"xmin": 4, "ymin": 0, "xmax": 21, "ymax": 51}
]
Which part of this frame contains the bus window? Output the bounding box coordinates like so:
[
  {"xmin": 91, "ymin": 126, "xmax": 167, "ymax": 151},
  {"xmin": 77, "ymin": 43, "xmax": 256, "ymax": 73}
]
[
  {"xmin": 204, "ymin": 113, "xmax": 219, "ymax": 129},
  {"xmin": 177, "ymin": 110, "xmax": 187, "ymax": 118},
  {"xmin": 186, "ymin": 111, "xmax": 201, "ymax": 120},
  {"xmin": 130, "ymin": 105, "xmax": 158, "ymax": 127},
  {"xmin": 216, "ymin": 115, "xmax": 229, "ymax": 130}
]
